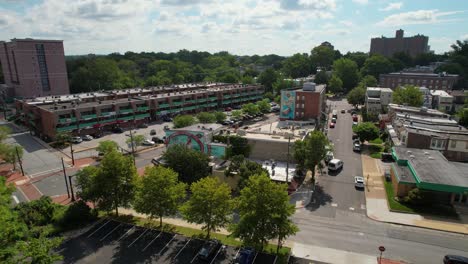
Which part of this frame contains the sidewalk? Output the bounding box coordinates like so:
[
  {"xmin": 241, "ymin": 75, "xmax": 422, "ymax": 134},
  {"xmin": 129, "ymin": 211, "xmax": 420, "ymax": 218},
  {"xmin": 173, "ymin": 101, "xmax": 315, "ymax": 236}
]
[
  {"xmin": 292, "ymin": 242, "xmax": 376, "ymax": 264},
  {"xmin": 362, "ymin": 154, "xmax": 468, "ymax": 234}
]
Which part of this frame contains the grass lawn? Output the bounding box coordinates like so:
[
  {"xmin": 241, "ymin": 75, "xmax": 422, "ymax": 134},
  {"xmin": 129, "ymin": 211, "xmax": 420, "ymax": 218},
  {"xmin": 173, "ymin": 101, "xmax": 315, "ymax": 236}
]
[
  {"xmin": 105, "ymin": 213, "xmax": 291, "ymax": 262},
  {"xmin": 368, "ymin": 144, "xmax": 384, "ymax": 159},
  {"xmin": 383, "ymin": 181, "xmax": 459, "ymax": 217}
]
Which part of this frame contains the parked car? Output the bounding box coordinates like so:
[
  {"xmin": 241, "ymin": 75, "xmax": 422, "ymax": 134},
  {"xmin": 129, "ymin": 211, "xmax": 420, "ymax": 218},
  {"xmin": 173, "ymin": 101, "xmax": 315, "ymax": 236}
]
[
  {"xmin": 353, "ymin": 138, "xmax": 360, "ymax": 144},
  {"xmin": 443, "ymin": 255, "xmax": 468, "ymax": 264},
  {"xmin": 137, "ymin": 123, "xmax": 148, "ymax": 128},
  {"xmin": 232, "ymin": 105, "xmax": 242, "ymax": 109},
  {"xmin": 150, "ymin": 129, "xmax": 157, "ymax": 135},
  {"xmin": 162, "ymin": 116, "xmax": 172, "ymax": 122},
  {"xmin": 352, "ymin": 133, "xmax": 359, "ymax": 140},
  {"xmin": 253, "ymin": 117, "xmax": 262, "ymax": 122},
  {"xmin": 328, "ymin": 159, "xmax": 343, "ymax": 171},
  {"xmin": 82, "ymin": 135, "xmax": 93, "ymax": 141},
  {"xmin": 151, "ymin": 156, "xmax": 167, "ymax": 166},
  {"xmin": 271, "ymin": 106, "xmax": 280, "ymax": 112},
  {"xmin": 197, "ymin": 240, "xmax": 221, "ymax": 261},
  {"xmin": 225, "ymin": 107, "xmax": 232, "ymax": 111},
  {"xmin": 329, "ymin": 122, "xmax": 335, "ymax": 128},
  {"xmin": 384, "ymin": 170, "xmax": 391, "ymax": 182},
  {"xmin": 92, "ymin": 133, "xmax": 102, "ymax": 138},
  {"xmin": 331, "ymin": 117, "xmax": 337, "ymax": 123},
  {"xmin": 142, "ymin": 139, "xmax": 155, "ymax": 146},
  {"xmin": 352, "ymin": 121, "xmax": 358, "ymax": 126},
  {"xmin": 353, "ymin": 143, "xmax": 361, "ymax": 152},
  {"xmin": 234, "ymin": 248, "xmax": 255, "ymax": 264},
  {"xmin": 352, "ymin": 114, "xmax": 358, "ymax": 122},
  {"xmin": 71, "ymin": 136, "xmax": 83, "ymax": 143},
  {"xmin": 324, "ymin": 151, "xmax": 334, "ymax": 164},
  {"xmin": 354, "ymin": 176, "xmax": 365, "ymax": 189},
  {"xmin": 341, "ymin": 109, "xmax": 346, "ymax": 114},
  {"xmin": 113, "ymin": 127, "xmax": 124, "ymax": 133},
  {"xmin": 381, "ymin": 153, "xmax": 394, "ymax": 162}
]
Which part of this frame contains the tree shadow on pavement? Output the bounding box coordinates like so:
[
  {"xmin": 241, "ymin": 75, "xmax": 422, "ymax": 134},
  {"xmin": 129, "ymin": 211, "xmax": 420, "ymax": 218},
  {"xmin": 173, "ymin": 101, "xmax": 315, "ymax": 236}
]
[{"xmin": 304, "ymin": 184, "xmax": 333, "ymax": 212}]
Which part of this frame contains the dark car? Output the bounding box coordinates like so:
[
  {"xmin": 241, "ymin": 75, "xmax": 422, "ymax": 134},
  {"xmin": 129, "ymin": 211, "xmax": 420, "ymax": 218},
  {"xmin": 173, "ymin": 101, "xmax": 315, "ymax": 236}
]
[
  {"xmin": 198, "ymin": 240, "xmax": 221, "ymax": 261},
  {"xmin": 443, "ymin": 255, "xmax": 468, "ymax": 264},
  {"xmin": 381, "ymin": 153, "xmax": 394, "ymax": 162},
  {"xmin": 150, "ymin": 129, "xmax": 157, "ymax": 135},
  {"xmin": 234, "ymin": 248, "xmax": 255, "ymax": 264},
  {"xmin": 137, "ymin": 123, "xmax": 148, "ymax": 128},
  {"xmin": 151, "ymin": 136, "xmax": 165, "ymax": 144},
  {"xmin": 162, "ymin": 116, "xmax": 172, "ymax": 122},
  {"xmin": 352, "ymin": 133, "xmax": 359, "ymax": 140},
  {"xmin": 113, "ymin": 127, "xmax": 124, "ymax": 133}
]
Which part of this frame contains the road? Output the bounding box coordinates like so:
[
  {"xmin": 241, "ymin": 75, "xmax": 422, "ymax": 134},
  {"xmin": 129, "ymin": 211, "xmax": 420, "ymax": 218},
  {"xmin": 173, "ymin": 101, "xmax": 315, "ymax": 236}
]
[{"xmin": 291, "ymin": 98, "xmax": 468, "ymax": 263}]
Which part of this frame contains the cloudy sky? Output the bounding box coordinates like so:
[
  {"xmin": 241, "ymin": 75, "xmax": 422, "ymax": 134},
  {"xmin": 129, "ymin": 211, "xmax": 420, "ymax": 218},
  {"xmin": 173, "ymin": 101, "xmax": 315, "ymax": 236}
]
[{"xmin": 0, "ymin": 0, "xmax": 467, "ymax": 56}]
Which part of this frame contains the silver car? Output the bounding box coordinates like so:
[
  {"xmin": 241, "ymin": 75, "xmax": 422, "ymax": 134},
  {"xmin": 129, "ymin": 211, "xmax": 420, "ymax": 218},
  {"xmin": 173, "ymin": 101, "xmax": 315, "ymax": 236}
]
[{"xmin": 354, "ymin": 176, "xmax": 365, "ymax": 189}]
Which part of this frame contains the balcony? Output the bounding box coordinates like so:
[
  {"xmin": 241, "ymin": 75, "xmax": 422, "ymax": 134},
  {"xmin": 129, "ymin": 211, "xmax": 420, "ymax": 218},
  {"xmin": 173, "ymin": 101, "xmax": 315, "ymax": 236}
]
[
  {"xmin": 118, "ymin": 115, "xmax": 134, "ymax": 121},
  {"xmin": 135, "ymin": 113, "xmax": 150, "ymax": 120},
  {"xmin": 222, "ymin": 100, "xmax": 232, "ymax": 104},
  {"xmin": 137, "ymin": 106, "xmax": 149, "ymax": 112},
  {"xmin": 223, "ymin": 95, "xmax": 231, "ymax": 99},
  {"xmin": 56, "ymin": 125, "xmax": 77, "ymax": 132},
  {"xmin": 80, "ymin": 114, "xmax": 97, "ymax": 120},
  {"xmin": 184, "ymin": 106, "xmax": 198, "ymax": 111},
  {"xmin": 208, "ymin": 97, "xmax": 217, "ymax": 101},
  {"xmin": 158, "ymin": 103, "xmax": 170, "ymax": 108},
  {"xmin": 197, "ymin": 98, "xmax": 207, "ymax": 103},
  {"xmin": 184, "ymin": 100, "xmax": 195, "ymax": 104},
  {"xmin": 59, "ymin": 117, "xmax": 77, "ymax": 124},
  {"xmin": 119, "ymin": 108, "xmax": 134, "ymax": 114},
  {"xmin": 173, "ymin": 101, "xmax": 183, "ymax": 106}
]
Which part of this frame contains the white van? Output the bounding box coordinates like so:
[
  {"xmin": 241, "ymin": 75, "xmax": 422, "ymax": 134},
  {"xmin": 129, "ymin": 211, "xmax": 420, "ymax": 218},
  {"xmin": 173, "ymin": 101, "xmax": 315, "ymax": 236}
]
[
  {"xmin": 325, "ymin": 151, "xmax": 334, "ymax": 164},
  {"xmin": 328, "ymin": 159, "xmax": 343, "ymax": 171}
]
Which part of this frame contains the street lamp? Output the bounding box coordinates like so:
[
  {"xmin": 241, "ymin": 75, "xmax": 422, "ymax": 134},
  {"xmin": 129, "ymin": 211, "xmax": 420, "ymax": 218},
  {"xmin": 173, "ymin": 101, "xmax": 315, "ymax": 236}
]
[{"xmin": 378, "ymin": 246, "xmax": 386, "ymax": 264}]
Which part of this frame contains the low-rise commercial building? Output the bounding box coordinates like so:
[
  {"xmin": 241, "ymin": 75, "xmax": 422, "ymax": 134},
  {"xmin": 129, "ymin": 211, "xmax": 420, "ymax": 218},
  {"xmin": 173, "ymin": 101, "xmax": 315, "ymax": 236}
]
[
  {"xmin": 15, "ymin": 83, "xmax": 264, "ymax": 140},
  {"xmin": 386, "ymin": 104, "xmax": 468, "ymax": 162},
  {"xmin": 390, "ymin": 146, "xmax": 468, "ymax": 205},
  {"xmin": 379, "ymin": 72, "xmax": 458, "ymax": 90},
  {"xmin": 365, "ymin": 87, "xmax": 393, "ymax": 114},
  {"xmin": 430, "ymin": 90, "xmax": 453, "ymax": 112},
  {"xmin": 450, "ymin": 90, "xmax": 468, "ymax": 112},
  {"xmin": 279, "ymin": 82, "xmax": 326, "ymax": 122}
]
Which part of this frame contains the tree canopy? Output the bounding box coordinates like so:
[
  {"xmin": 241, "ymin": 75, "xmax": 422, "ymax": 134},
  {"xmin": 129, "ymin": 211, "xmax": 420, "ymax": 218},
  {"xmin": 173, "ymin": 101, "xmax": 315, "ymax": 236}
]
[
  {"xmin": 332, "ymin": 58, "xmax": 359, "ymax": 91},
  {"xmin": 392, "ymin": 85, "xmax": 424, "ymax": 107},
  {"xmin": 328, "ymin": 75, "xmax": 343, "ymax": 93},
  {"xmin": 311, "ymin": 45, "xmax": 335, "ymax": 70},
  {"xmin": 162, "ymin": 144, "xmax": 211, "ymax": 184},
  {"xmin": 347, "ymin": 86, "xmax": 366, "ymax": 107},
  {"xmin": 173, "ymin": 114, "xmax": 196, "ymax": 128},
  {"xmin": 352, "ymin": 122, "xmax": 380, "ymax": 143}
]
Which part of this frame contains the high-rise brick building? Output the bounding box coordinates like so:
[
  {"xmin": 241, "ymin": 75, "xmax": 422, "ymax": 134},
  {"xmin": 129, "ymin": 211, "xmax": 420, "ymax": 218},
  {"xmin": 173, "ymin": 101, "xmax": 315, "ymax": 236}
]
[
  {"xmin": 370, "ymin": 29, "xmax": 429, "ymax": 57},
  {"xmin": 0, "ymin": 38, "xmax": 70, "ymax": 99}
]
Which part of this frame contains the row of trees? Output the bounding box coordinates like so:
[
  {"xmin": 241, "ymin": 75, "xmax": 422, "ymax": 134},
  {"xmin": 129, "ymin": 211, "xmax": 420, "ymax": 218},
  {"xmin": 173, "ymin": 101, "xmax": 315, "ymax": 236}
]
[
  {"xmin": 75, "ymin": 143, "xmax": 297, "ymax": 250},
  {"xmin": 0, "ymin": 127, "xmax": 24, "ymax": 171}
]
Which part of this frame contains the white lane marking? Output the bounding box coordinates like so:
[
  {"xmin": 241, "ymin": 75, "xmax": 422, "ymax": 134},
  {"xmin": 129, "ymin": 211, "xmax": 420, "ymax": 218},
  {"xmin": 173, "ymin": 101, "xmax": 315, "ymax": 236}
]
[
  {"xmin": 190, "ymin": 251, "xmax": 199, "ymax": 263},
  {"xmin": 142, "ymin": 231, "xmax": 162, "ymax": 252},
  {"xmin": 252, "ymin": 252, "xmax": 259, "ymax": 263},
  {"xmin": 358, "ymin": 232, "xmax": 364, "ymax": 236},
  {"xmin": 12, "ymin": 195, "xmax": 19, "ymax": 204},
  {"xmin": 87, "ymin": 220, "xmax": 111, "ymax": 238},
  {"xmin": 361, "ymin": 204, "xmax": 366, "ymax": 210},
  {"xmin": 349, "ymin": 207, "xmax": 355, "ymax": 211},
  {"xmin": 100, "ymin": 223, "xmax": 123, "ymax": 241},
  {"xmin": 272, "ymin": 255, "xmax": 278, "ymax": 264},
  {"xmin": 173, "ymin": 238, "xmax": 190, "ymax": 259},
  {"xmin": 331, "ymin": 203, "xmax": 338, "ymax": 207},
  {"xmin": 128, "ymin": 229, "xmax": 148, "ymax": 247},
  {"xmin": 209, "ymin": 245, "xmax": 226, "ymax": 264},
  {"xmin": 117, "ymin": 226, "xmax": 135, "ymax": 242},
  {"xmin": 159, "ymin": 235, "xmax": 177, "ymax": 256}
]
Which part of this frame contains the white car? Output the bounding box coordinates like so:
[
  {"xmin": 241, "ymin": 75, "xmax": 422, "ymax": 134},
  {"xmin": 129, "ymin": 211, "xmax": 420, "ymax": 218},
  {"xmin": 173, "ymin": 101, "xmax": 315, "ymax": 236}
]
[
  {"xmin": 71, "ymin": 136, "xmax": 82, "ymax": 143},
  {"xmin": 142, "ymin": 139, "xmax": 155, "ymax": 146},
  {"xmin": 353, "ymin": 143, "xmax": 361, "ymax": 152},
  {"xmin": 82, "ymin": 135, "xmax": 93, "ymax": 141},
  {"xmin": 354, "ymin": 176, "xmax": 365, "ymax": 189}
]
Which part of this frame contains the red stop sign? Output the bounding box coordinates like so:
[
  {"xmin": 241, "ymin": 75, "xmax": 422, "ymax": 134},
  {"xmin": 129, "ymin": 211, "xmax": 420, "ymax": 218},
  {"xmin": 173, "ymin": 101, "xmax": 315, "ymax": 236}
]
[{"xmin": 379, "ymin": 246, "xmax": 386, "ymax": 252}]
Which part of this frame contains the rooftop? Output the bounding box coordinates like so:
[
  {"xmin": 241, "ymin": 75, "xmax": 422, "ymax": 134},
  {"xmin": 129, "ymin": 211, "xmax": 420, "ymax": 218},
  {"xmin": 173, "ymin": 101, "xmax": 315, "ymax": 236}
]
[
  {"xmin": 430, "ymin": 90, "xmax": 452, "ymax": 97},
  {"xmin": 392, "ymin": 147, "xmax": 468, "ymax": 191},
  {"xmin": 388, "ymin": 103, "xmax": 448, "ymax": 117},
  {"xmin": 172, "ymin": 123, "xmax": 223, "ymax": 133},
  {"xmin": 367, "ymin": 87, "xmax": 393, "ymax": 92},
  {"xmin": 256, "ymin": 159, "xmax": 294, "ymax": 182},
  {"xmin": 383, "ymin": 72, "xmax": 459, "ymax": 78}
]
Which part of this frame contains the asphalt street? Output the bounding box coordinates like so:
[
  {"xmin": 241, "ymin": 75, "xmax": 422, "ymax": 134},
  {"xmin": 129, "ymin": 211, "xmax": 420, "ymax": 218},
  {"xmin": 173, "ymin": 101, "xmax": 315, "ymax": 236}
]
[{"xmin": 309, "ymin": 98, "xmax": 366, "ymax": 217}]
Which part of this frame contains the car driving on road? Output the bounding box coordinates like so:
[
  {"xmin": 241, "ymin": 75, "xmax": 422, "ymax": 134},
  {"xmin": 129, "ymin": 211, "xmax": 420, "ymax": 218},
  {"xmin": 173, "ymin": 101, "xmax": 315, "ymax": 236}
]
[{"xmin": 354, "ymin": 176, "xmax": 365, "ymax": 189}]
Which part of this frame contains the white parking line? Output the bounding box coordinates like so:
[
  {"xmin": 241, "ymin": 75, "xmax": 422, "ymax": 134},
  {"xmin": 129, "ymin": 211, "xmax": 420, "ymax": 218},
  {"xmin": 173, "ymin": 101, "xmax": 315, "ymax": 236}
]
[
  {"xmin": 87, "ymin": 220, "xmax": 111, "ymax": 238},
  {"xmin": 100, "ymin": 223, "xmax": 122, "ymax": 241},
  {"xmin": 172, "ymin": 237, "xmax": 189, "ymax": 259},
  {"xmin": 117, "ymin": 226, "xmax": 135, "ymax": 242},
  {"xmin": 209, "ymin": 245, "xmax": 226, "ymax": 264},
  {"xmin": 190, "ymin": 251, "xmax": 199, "ymax": 263},
  {"xmin": 12, "ymin": 195, "xmax": 19, "ymax": 204},
  {"xmin": 252, "ymin": 252, "xmax": 259, "ymax": 263},
  {"xmin": 233, "ymin": 248, "xmax": 241, "ymax": 259},
  {"xmin": 128, "ymin": 229, "xmax": 148, "ymax": 248},
  {"xmin": 142, "ymin": 231, "xmax": 162, "ymax": 252},
  {"xmin": 272, "ymin": 255, "xmax": 278, "ymax": 264}
]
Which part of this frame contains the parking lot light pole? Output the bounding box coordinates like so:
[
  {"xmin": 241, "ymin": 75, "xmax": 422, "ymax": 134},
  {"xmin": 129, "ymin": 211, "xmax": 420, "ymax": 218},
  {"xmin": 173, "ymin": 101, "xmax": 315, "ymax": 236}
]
[
  {"xmin": 68, "ymin": 175, "xmax": 75, "ymax": 202},
  {"xmin": 69, "ymin": 142, "xmax": 75, "ymax": 166},
  {"xmin": 61, "ymin": 157, "xmax": 70, "ymax": 198}
]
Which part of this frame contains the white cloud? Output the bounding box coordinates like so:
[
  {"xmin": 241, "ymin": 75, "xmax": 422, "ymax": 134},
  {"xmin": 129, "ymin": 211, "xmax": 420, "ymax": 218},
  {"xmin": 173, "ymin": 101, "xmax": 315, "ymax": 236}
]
[
  {"xmin": 352, "ymin": 0, "xmax": 368, "ymax": 5},
  {"xmin": 461, "ymin": 34, "xmax": 468, "ymax": 40},
  {"xmin": 379, "ymin": 2, "xmax": 403, "ymax": 12},
  {"xmin": 376, "ymin": 9, "xmax": 463, "ymax": 26}
]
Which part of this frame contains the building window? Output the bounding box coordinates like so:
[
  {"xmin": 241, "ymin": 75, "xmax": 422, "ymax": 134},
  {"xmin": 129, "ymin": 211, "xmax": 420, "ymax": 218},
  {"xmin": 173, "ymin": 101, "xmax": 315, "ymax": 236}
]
[
  {"xmin": 430, "ymin": 138, "xmax": 446, "ymax": 150},
  {"xmin": 35, "ymin": 44, "xmax": 50, "ymax": 92},
  {"xmin": 302, "ymin": 104, "xmax": 304, "ymax": 108},
  {"xmin": 451, "ymin": 140, "xmax": 457, "ymax": 148},
  {"xmin": 297, "ymin": 96, "xmax": 300, "ymax": 100},
  {"xmin": 302, "ymin": 96, "xmax": 305, "ymax": 100},
  {"xmin": 296, "ymin": 104, "xmax": 300, "ymax": 108}
]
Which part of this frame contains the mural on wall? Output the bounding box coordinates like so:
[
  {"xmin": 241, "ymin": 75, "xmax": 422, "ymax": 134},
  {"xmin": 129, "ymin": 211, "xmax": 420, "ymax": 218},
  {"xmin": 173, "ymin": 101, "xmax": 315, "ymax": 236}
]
[
  {"xmin": 280, "ymin": 90, "xmax": 296, "ymax": 119},
  {"xmin": 165, "ymin": 130, "xmax": 226, "ymax": 158}
]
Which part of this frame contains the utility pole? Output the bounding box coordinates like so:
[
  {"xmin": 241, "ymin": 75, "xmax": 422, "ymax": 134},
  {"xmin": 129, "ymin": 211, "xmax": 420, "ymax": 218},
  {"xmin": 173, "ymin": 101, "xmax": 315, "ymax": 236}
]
[
  {"xmin": 15, "ymin": 146, "xmax": 24, "ymax": 176},
  {"xmin": 129, "ymin": 129, "xmax": 136, "ymax": 166},
  {"xmin": 286, "ymin": 135, "xmax": 291, "ymax": 184},
  {"xmin": 68, "ymin": 175, "xmax": 75, "ymax": 202},
  {"xmin": 61, "ymin": 157, "xmax": 70, "ymax": 198},
  {"xmin": 69, "ymin": 142, "xmax": 75, "ymax": 166}
]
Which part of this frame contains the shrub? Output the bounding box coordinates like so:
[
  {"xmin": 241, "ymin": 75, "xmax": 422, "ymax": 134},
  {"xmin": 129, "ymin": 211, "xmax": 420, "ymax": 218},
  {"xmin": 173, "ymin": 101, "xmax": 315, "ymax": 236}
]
[
  {"xmin": 15, "ymin": 196, "xmax": 57, "ymax": 228},
  {"xmin": 58, "ymin": 201, "xmax": 98, "ymax": 229},
  {"xmin": 403, "ymin": 188, "xmax": 435, "ymax": 206}
]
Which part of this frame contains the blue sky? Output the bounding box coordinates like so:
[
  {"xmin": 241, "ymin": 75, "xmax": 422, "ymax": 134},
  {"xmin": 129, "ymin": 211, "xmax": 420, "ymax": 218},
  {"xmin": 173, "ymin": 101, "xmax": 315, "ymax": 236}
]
[{"xmin": 0, "ymin": 0, "xmax": 467, "ymax": 56}]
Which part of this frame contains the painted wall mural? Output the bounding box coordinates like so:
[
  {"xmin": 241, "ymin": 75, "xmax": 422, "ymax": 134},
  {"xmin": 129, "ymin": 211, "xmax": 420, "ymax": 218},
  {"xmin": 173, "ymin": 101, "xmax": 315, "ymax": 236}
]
[{"xmin": 280, "ymin": 90, "xmax": 296, "ymax": 119}]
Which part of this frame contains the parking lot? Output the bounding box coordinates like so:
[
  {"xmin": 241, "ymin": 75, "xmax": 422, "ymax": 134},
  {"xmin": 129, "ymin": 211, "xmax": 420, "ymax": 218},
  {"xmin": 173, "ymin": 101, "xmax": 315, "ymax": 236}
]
[{"xmin": 57, "ymin": 219, "xmax": 281, "ymax": 264}]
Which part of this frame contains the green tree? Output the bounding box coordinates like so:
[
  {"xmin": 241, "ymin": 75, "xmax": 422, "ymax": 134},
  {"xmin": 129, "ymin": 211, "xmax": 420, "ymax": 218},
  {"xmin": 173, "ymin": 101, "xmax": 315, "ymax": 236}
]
[
  {"xmin": 332, "ymin": 58, "xmax": 359, "ymax": 91},
  {"xmin": 359, "ymin": 75, "xmax": 378, "ymax": 87},
  {"xmin": 352, "ymin": 122, "xmax": 379, "ymax": 143},
  {"xmin": 53, "ymin": 132, "xmax": 72, "ymax": 148},
  {"xmin": 214, "ymin": 111, "xmax": 227, "ymax": 123},
  {"xmin": 272, "ymin": 78, "xmax": 295, "ymax": 95},
  {"xmin": 360, "ymin": 55, "xmax": 394, "ymax": 79},
  {"xmin": 242, "ymin": 103, "xmax": 260, "ymax": 115},
  {"xmin": 281, "ymin": 53, "xmax": 311, "ymax": 78},
  {"xmin": 258, "ymin": 68, "xmax": 279, "ymax": 93},
  {"xmin": 180, "ymin": 177, "xmax": 233, "ymax": 238},
  {"xmin": 134, "ymin": 166, "xmax": 187, "ymax": 227},
  {"xmin": 347, "ymin": 86, "xmax": 366, "ymax": 107},
  {"xmin": 89, "ymin": 150, "xmax": 138, "ymax": 215},
  {"xmin": 257, "ymin": 99, "xmax": 271, "ymax": 113},
  {"xmin": 0, "ymin": 126, "xmax": 12, "ymax": 142},
  {"xmin": 224, "ymin": 155, "xmax": 267, "ymax": 190},
  {"xmin": 311, "ymin": 45, "xmax": 335, "ymax": 70},
  {"xmin": 328, "ymin": 75, "xmax": 343, "ymax": 93},
  {"xmin": 126, "ymin": 134, "xmax": 145, "ymax": 147},
  {"xmin": 263, "ymin": 92, "xmax": 274, "ymax": 101},
  {"xmin": 196, "ymin": 112, "xmax": 216, "ymax": 123},
  {"xmin": 173, "ymin": 114, "xmax": 196, "ymax": 128},
  {"xmin": 96, "ymin": 140, "xmax": 119, "ymax": 155},
  {"xmin": 314, "ymin": 70, "xmax": 329, "ymax": 85},
  {"xmin": 15, "ymin": 196, "xmax": 56, "ymax": 228},
  {"xmin": 75, "ymin": 166, "xmax": 101, "ymax": 206},
  {"xmin": 232, "ymin": 110, "xmax": 243, "ymax": 120},
  {"xmin": 457, "ymin": 108, "xmax": 468, "ymax": 127},
  {"xmin": 163, "ymin": 144, "xmax": 211, "ymax": 184},
  {"xmin": 392, "ymin": 85, "xmax": 424, "ymax": 107},
  {"xmin": 241, "ymin": 75, "xmax": 254, "ymax": 84},
  {"xmin": 16, "ymin": 230, "xmax": 63, "ymax": 264},
  {"xmin": 231, "ymin": 173, "xmax": 297, "ymax": 251},
  {"xmin": 0, "ymin": 144, "xmax": 23, "ymax": 170},
  {"xmin": 292, "ymin": 140, "xmax": 307, "ymax": 176},
  {"xmin": 344, "ymin": 51, "xmax": 368, "ymax": 68},
  {"xmin": 303, "ymin": 131, "xmax": 329, "ymax": 184},
  {"xmin": 392, "ymin": 52, "xmax": 414, "ymax": 68}
]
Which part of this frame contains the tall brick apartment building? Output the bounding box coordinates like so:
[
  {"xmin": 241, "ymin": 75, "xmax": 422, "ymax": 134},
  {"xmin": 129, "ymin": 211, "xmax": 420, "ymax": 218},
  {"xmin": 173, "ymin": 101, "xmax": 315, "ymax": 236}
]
[
  {"xmin": 0, "ymin": 38, "xmax": 69, "ymax": 99},
  {"xmin": 370, "ymin": 29, "xmax": 429, "ymax": 57}
]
